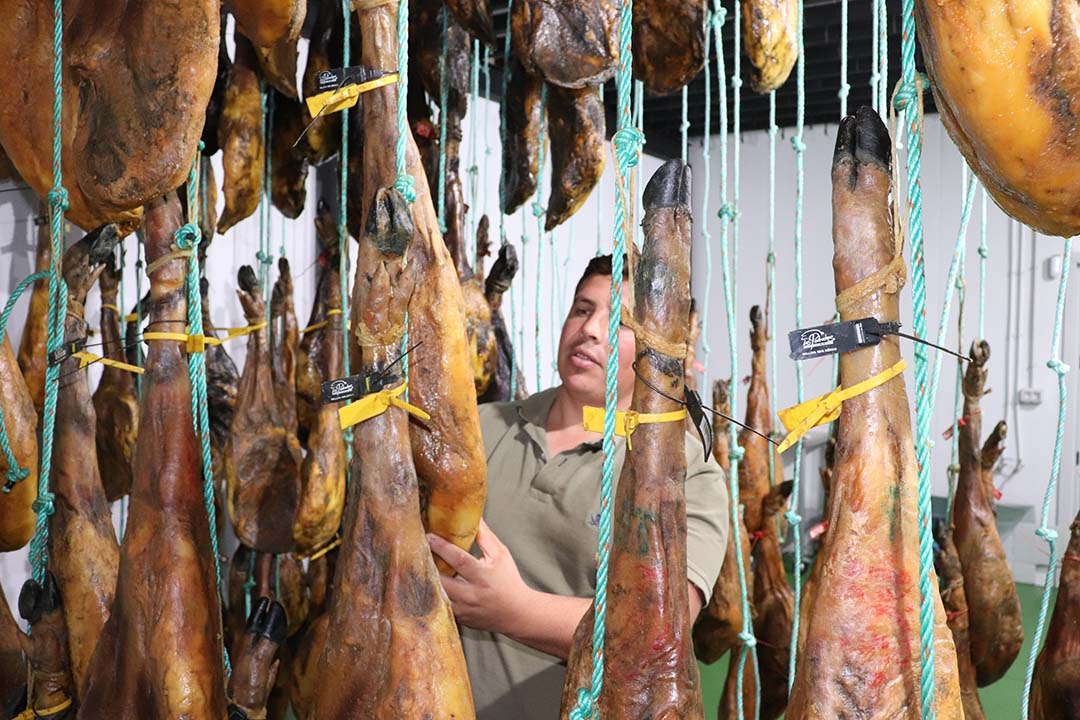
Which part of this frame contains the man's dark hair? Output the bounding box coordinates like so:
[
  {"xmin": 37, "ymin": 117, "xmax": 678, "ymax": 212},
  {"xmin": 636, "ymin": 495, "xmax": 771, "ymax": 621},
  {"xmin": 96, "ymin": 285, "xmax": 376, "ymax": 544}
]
[{"xmin": 574, "ymin": 254, "xmax": 629, "ymax": 297}]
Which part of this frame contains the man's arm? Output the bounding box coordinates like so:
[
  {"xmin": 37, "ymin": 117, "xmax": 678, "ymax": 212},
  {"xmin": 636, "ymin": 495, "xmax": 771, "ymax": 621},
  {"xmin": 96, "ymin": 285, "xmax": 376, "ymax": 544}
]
[{"xmin": 429, "ymin": 521, "xmax": 705, "ymax": 662}]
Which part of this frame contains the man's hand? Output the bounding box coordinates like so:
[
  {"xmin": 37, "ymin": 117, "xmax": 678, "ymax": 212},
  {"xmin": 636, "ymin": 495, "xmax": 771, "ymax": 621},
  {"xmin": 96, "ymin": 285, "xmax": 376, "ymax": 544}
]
[{"xmin": 427, "ymin": 519, "xmax": 533, "ymax": 635}]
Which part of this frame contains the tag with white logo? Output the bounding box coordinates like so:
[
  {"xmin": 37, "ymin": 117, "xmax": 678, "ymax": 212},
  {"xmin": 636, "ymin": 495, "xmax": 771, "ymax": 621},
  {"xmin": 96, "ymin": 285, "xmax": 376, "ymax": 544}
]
[
  {"xmin": 321, "ymin": 376, "xmax": 359, "ymax": 404},
  {"xmin": 788, "ymin": 318, "xmax": 900, "ymax": 361}
]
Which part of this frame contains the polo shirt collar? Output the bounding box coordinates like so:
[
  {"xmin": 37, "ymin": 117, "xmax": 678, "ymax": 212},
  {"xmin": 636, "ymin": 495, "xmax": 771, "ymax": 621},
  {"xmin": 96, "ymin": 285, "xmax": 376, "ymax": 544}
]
[{"xmin": 515, "ymin": 385, "xmax": 607, "ymax": 454}]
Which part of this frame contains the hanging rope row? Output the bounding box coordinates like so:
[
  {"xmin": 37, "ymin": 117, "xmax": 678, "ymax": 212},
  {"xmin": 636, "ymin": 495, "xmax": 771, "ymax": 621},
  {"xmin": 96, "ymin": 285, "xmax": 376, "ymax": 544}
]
[{"xmin": 1021, "ymin": 235, "xmax": 1073, "ymax": 719}]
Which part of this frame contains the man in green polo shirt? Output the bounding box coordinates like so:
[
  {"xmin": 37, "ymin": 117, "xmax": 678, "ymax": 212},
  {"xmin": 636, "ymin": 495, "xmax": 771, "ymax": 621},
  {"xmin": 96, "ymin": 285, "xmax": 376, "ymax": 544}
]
[{"xmin": 428, "ymin": 255, "xmax": 729, "ymax": 719}]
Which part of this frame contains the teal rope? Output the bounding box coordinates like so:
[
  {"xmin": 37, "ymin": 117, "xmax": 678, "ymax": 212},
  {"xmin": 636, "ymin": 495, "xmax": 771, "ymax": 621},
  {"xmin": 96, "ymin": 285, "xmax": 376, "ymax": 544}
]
[
  {"xmin": 946, "ymin": 264, "xmax": 965, "ymax": 519},
  {"xmin": 680, "ymin": 87, "xmax": 689, "ymax": 164},
  {"xmin": 698, "ymin": 12, "xmax": 713, "ymax": 393},
  {"xmin": 0, "ymin": 271, "xmax": 48, "ymax": 489},
  {"xmin": 713, "ymin": 7, "xmax": 757, "ymax": 718},
  {"xmin": 730, "ymin": 0, "xmax": 741, "ymax": 327},
  {"xmin": 766, "ymin": 90, "xmax": 778, "ymax": 497},
  {"xmin": 393, "ymin": 0, "xmax": 416, "ymax": 203},
  {"xmin": 634, "ymin": 80, "xmax": 645, "ymax": 250},
  {"xmin": 531, "ymin": 85, "xmax": 548, "ymax": 393},
  {"xmin": 897, "ymin": 0, "xmax": 936, "ymax": 710},
  {"xmin": 1021, "ymin": 236, "xmax": 1073, "ymax": 720},
  {"xmin": 29, "ymin": 0, "xmax": 71, "ymax": 587},
  {"xmin": 567, "ymin": 0, "xmax": 643, "ymax": 709},
  {"xmin": 870, "ymin": 0, "xmax": 880, "ymax": 115},
  {"xmin": 467, "ymin": 39, "xmax": 480, "ymax": 266},
  {"xmin": 497, "ymin": 0, "xmax": 513, "ymax": 241},
  {"xmin": 244, "ymin": 551, "xmax": 256, "ymax": 621},
  {"xmin": 341, "ymin": 0, "xmax": 354, "ymax": 454},
  {"xmin": 978, "ymin": 186, "xmax": 988, "ymax": 341},
  {"xmin": 177, "ymin": 149, "xmax": 230, "ymax": 674},
  {"xmin": 482, "ymin": 45, "xmax": 492, "ymax": 223},
  {"xmin": 879, "ymin": 0, "xmax": 888, "ymax": 116},
  {"xmin": 436, "ymin": 7, "xmax": 450, "ymax": 234},
  {"xmin": 786, "ymin": 0, "xmax": 807, "ymax": 690},
  {"xmin": 258, "ymin": 85, "xmax": 274, "ymax": 327},
  {"xmin": 839, "ymin": 0, "xmax": 850, "ymax": 116}
]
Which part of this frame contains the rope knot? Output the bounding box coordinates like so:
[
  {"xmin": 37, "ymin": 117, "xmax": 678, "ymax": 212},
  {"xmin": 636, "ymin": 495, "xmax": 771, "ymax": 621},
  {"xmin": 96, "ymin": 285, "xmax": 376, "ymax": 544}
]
[
  {"xmin": 766, "ymin": 251, "xmax": 776, "ymax": 265},
  {"xmin": 893, "ymin": 73, "xmax": 930, "ymax": 112},
  {"xmin": 569, "ymin": 689, "xmax": 593, "ymax": 720},
  {"xmin": 977, "ymin": 245, "xmax": 989, "ymax": 259},
  {"xmin": 1036, "ymin": 526, "xmax": 1058, "ymax": 542},
  {"xmin": 711, "ymin": 7, "xmax": 727, "ymax": 27},
  {"xmin": 785, "ymin": 510, "xmax": 803, "ymax": 526},
  {"xmin": 767, "ymin": 124, "xmax": 778, "ymax": 139},
  {"xmin": 173, "ymin": 223, "xmax": 201, "ymax": 251},
  {"xmin": 531, "ymin": 200, "xmax": 546, "ymax": 219},
  {"xmin": 198, "ymin": 140, "xmax": 206, "ymax": 152},
  {"xmin": 393, "ymin": 174, "xmax": 417, "ymax": 204},
  {"xmin": 1047, "ymin": 358, "xmax": 1070, "ymax": 375},
  {"xmin": 47, "ymin": 187, "xmax": 69, "ymax": 213},
  {"xmin": 731, "ymin": 76, "xmax": 743, "ymax": 90},
  {"xmin": 612, "ymin": 127, "xmax": 645, "ymax": 168},
  {"xmin": 790, "ymin": 136, "xmax": 807, "ymax": 153},
  {"xmin": 467, "ymin": 164, "xmax": 479, "ymax": 177},
  {"xmin": 728, "ymin": 444, "xmax": 745, "ymax": 462},
  {"xmin": 32, "ymin": 491, "xmax": 56, "ymax": 516},
  {"xmin": 718, "ymin": 204, "xmax": 738, "ymax": 222},
  {"xmin": 738, "ymin": 630, "xmax": 757, "ymax": 647},
  {"xmin": 3, "ymin": 466, "xmax": 29, "ymax": 491},
  {"xmin": 838, "ymin": 82, "xmax": 852, "ymax": 100}
]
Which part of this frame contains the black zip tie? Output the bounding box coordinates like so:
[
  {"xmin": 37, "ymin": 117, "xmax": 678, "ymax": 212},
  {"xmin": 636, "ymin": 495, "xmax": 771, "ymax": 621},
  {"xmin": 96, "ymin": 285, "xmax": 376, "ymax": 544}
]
[{"xmin": 883, "ymin": 330, "xmax": 972, "ymax": 363}]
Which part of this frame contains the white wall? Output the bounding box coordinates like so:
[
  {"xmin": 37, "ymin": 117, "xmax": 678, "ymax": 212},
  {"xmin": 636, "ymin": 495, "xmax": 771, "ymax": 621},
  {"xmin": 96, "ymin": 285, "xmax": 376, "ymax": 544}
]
[{"xmin": 688, "ymin": 114, "xmax": 1080, "ymax": 584}]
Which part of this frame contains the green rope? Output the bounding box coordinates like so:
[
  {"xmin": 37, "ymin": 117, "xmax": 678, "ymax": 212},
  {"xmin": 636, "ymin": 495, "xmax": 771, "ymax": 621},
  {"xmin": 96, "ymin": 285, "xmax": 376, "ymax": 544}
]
[
  {"xmin": 177, "ymin": 149, "xmax": 230, "ymax": 674},
  {"xmin": 497, "ymin": 1, "xmax": 520, "ymax": 399},
  {"xmin": 596, "ymin": 84, "xmax": 605, "ymax": 258},
  {"xmin": 766, "ymin": 90, "xmax": 778, "ymax": 499},
  {"xmin": 634, "ymin": 80, "xmax": 645, "ymax": 250},
  {"xmin": 698, "ymin": 12, "xmax": 713, "ymax": 393},
  {"xmin": 29, "ymin": 0, "xmax": 71, "ymax": 587},
  {"xmin": 531, "ymin": 84, "xmax": 548, "ymax": 393},
  {"xmin": 680, "ymin": 87, "xmax": 689, "ymax": 164},
  {"xmin": 481, "ymin": 45, "xmax": 492, "ymax": 223},
  {"xmin": 878, "ymin": 0, "xmax": 888, "ymax": 115},
  {"xmin": 896, "ymin": 0, "xmax": 936, "ymax": 710},
  {"xmin": 839, "ymin": 0, "xmax": 850, "ymax": 116},
  {"xmin": 258, "ymin": 85, "xmax": 274, "ymax": 327},
  {"xmin": 870, "ymin": 0, "xmax": 880, "ymax": 114},
  {"xmin": 243, "ymin": 551, "xmax": 256, "ymax": 621},
  {"xmin": 467, "ymin": 39, "xmax": 480, "ymax": 266},
  {"xmin": 436, "ymin": 7, "xmax": 450, "ymax": 234},
  {"xmin": 786, "ymin": 0, "xmax": 807, "ymax": 690},
  {"xmin": 0, "ymin": 271, "xmax": 48, "ymax": 489},
  {"xmin": 978, "ymin": 186, "xmax": 988, "ymax": 341},
  {"xmin": 713, "ymin": 7, "xmax": 758, "ymax": 718},
  {"xmin": 567, "ymin": 0, "xmax": 644, "ymax": 709},
  {"xmin": 393, "ymin": 0, "xmax": 416, "ymax": 203},
  {"xmin": 946, "ymin": 261, "xmax": 965, "ymax": 519},
  {"xmin": 1021, "ymin": 235, "xmax": 1073, "ymax": 720},
  {"xmin": 340, "ymin": 0, "xmax": 354, "ymax": 454}
]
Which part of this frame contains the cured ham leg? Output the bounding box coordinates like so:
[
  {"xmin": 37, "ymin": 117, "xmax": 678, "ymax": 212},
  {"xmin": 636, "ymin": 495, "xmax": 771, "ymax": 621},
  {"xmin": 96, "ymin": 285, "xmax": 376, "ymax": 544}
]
[
  {"xmin": 741, "ymin": 0, "xmax": 798, "ymax": 93},
  {"xmin": 17, "ymin": 217, "xmax": 50, "ymax": 418},
  {"xmin": 201, "ymin": 16, "xmax": 231, "ymax": 157},
  {"xmin": 632, "ymin": 0, "xmax": 706, "ymax": 95},
  {"xmin": 310, "ymin": 187, "xmax": 474, "ymax": 719},
  {"xmin": 545, "ymin": 85, "xmax": 605, "ymax": 231},
  {"xmin": 980, "ymin": 420, "xmax": 1006, "ymax": 513},
  {"xmin": 78, "ymin": 192, "xmax": 227, "ymax": 719},
  {"xmin": 1030, "ymin": 510, "xmax": 1080, "ymax": 719},
  {"xmin": 201, "ymin": 278, "xmax": 240, "ymax": 537},
  {"xmin": 0, "ymin": 331, "xmax": 38, "ymax": 552},
  {"xmin": 501, "ymin": 60, "xmax": 544, "ymax": 215},
  {"xmin": 752, "ymin": 481, "xmax": 795, "ymax": 720},
  {"xmin": 933, "ymin": 521, "xmax": 986, "ymax": 720},
  {"xmin": 287, "ymin": 550, "xmax": 337, "ymax": 720},
  {"xmin": 740, "ymin": 305, "xmax": 779, "ymax": 535},
  {"xmin": 954, "ymin": 340, "xmax": 1023, "ymax": 685},
  {"xmin": 511, "ymin": 0, "xmax": 617, "ymax": 88},
  {"xmin": 355, "ymin": 0, "xmax": 488, "ymax": 563},
  {"xmin": 798, "ymin": 432, "xmax": 836, "ymax": 655},
  {"xmin": 0, "ymin": 0, "xmax": 218, "ymax": 232},
  {"xmin": 256, "ymin": 37, "xmax": 299, "ymax": 100},
  {"xmin": 228, "ymin": 597, "xmax": 288, "ymax": 720},
  {"xmin": 50, "ymin": 225, "xmax": 120, "ymax": 693},
  {"xmin": 478, "ymin": 233, "xmax": 525, "ymax": 404},
  {"xmin": 225, "ymin": 265, "xmax": 302, "ymax": 554},
  {"xmin": 561, "ymin": 159, "xmax": 703, "ymax": 719},
  {"xmin": 269, "ymin": 92, "xmax": 309, "ymax": 219},
  {"xmin": 227, "ymin": 0, "xmax": 305, "ymax": 47},
  {"xmin": 786, "ymin": 106, "xmax": 962, "ymax": 718},
  {"xmin": 92, "ymin": 254, "xmax": 138, "ymax": 501},
  {"xmin": 15, "ymin": 574, "xmax": 74, "ymax": 718},
  {"xmin": 0, "ymin": 583, "xmax": 25, "ymax": 712},
  {"xmin": 227, "ymin": 548, "xmax": 309, "ymax": 649},
  {"xmin": 219, "ymin": 33, "xmax": 266, "ymax": 235},
  {"xmin": 444, "ymin": 0, "xmax": 495, "ymax": 47},
  {"xmin": 299, "ymin": 0, "xmax": 342, "ymax": 166}
]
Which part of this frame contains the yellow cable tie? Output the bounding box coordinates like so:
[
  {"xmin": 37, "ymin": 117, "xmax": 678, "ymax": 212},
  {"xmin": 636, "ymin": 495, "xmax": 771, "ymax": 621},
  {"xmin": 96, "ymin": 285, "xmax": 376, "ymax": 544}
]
[
  {"xmin": 338, "ymin": 382, "xmax": 430, "ymax": 429},
  {"xmin": 306, "ymin": 535, "xmax": 343, "ymax": 561},
  {"xmin": 13, "ymin": 697, "xmax": 73, "ymax": 720},
  {"xmin": 305, "ymin": 74, "xmax": 399, "ymax": 118},
  {"xmin": 100, "ymin": 303, "xmax": 120, "ymax": 314},
  {"xmin": 218, "ymin": 321, "xmax": 266, "ymax": 343},
  {"xmin": 72, "ymin": 351, "xmax": 145, "ymax": 375},
  {"xmin": 776, "ymin": 359, "xmax": 907, "ymax": 453},
  {"xmin": 327, "ymin": 308, "xmax": 343, "ymax": 316},
  {"xmin": 302, "ymin": 308, "xmax": 343, "ymax": 335},
  {"xmin": 124, "ymin": 312, "xmax": 139, "ymax": 323},
  {"xmin": 581, "ymin": 406, "xmax": 689, "ymax": 451}
]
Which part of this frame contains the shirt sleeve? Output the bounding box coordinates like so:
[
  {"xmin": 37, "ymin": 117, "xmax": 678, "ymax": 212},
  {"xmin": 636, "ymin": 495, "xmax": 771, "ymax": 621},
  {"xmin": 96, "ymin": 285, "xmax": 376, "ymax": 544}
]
[{"xmin": 683, "ymin": 433, "xmax": 730, "ymax": 603}]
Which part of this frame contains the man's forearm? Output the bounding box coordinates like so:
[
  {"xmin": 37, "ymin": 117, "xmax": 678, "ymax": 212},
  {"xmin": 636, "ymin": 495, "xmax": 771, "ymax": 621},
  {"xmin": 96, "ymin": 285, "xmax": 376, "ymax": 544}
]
[{"xmin": 502, "ymin": 590, "xmax": 592, "ymax": 661}]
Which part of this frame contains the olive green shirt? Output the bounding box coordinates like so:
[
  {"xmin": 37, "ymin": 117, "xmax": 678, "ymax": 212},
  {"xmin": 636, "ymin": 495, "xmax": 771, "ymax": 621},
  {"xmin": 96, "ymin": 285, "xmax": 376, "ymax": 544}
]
[{"xmin": 461, "ymin": 386, "xmax": 730, "ymax": 720}]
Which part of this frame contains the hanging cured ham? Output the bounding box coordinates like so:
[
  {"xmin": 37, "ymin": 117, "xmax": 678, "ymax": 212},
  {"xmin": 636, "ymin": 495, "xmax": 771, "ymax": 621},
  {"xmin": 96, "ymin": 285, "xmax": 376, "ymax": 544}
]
[
  {"xmin": 546, "ymin": 85, "xmax": 605, "ymax": 231},
  {"xmin": 786, "ymin": 106, "xmax": 963, "ymax": 717},
  {"xmin": 202, "ymin": 14, "xmax": 231, "ymax": 157},
  {"xmin": 219, "ymin": 33, "xmax": 266, "ymax": 235},
  {"xmin": 225, "ymin": 265, "xmax": 302, "ymax": 554},
  {"xmin": 227, "ymin": 548, "xmax": 308, "ymax": 647},
  {"xmin": 49, "ymin": 224, "xmax": 121, "ymax": 693},
  {"xmin": 310, "ymin": 186, "xmax": 475, "ymax": 719},
  {"xmin": 561, "ymin": 159, "xmax": 703, "ymax": 719},
  {"xmin": 295, "ymin": 202, "xmax": 338, "ymax": 447},
  {"xmin": 17, "ymin": 217, "xmax": 51, "ymax": 418},
  {"xmin": 752, "ymin": 481, "xmax": 795, "ymax": 720},
  {"xmin": 741, "ymin": 0, "xmax": 798, "ymax": 93},
  {"xmin": 0, "ymin": 583, "xmax": 26, "ymax": 711},
  {"xmin": 632, "ymin": 0, "xmax": 706, "ymax": 96},
  {"xmin": 981, "ymin": 420, "xmax": 1006, "ymax": 512},
  {"xmin": 501, "ymin": 60, "xmax": 544, "ymax": 215},
  {"xmin": 201, "ymin": 279, "xmax": 240, "ymax": 541},
  {"xmin": 228, "ymin": 0, "xmax": 306, "ymax": 48},
  {"xmin": 299, "ymin": 0, "xmax": 342, "ymax": 166},
  {"xmin": 270, "ymin": 91, "xmax": 310, "ymax": 219},
  {"xmin": 79, "ymin": 191, "xmax": 227, "ymax": 719},
  {"xmin": 445, "ymin": 0, "xmax": 495, "ymax": 46},
  {"xmin": 270, "ymin": 258, "xmax": 300, "ymax": 448},
  {"xmin": 228, "ymin": 597, "xmax": 288, "ymax": 720},
  {"xmin": 287, "ymin": 550, "xmax": 337, "ymax": 719},
  {"xmin": 354, "ymin": 0, "xmax": 488, "ymax": 563},
  {"xmin": 0, "ymin": 0, "xmax": 218, "ymax": 232},
  {"xmin": 511, "ymin": 0, "xmax": 617, "ymax": 88},
  {"xmin": 92, "ymin": 254, "xmax": 138, "ymax": 501},
  {"xmin": 933, "ymin": 521, "xmax": 986, "ymax": 720},
  {"xmin": 14, "ymin": 574, "xmax": 74, "ymax": 719},
  {"xmin": 477, "ymin": 233, "xmax": 525, "ymax": 404},
  {"xmin": 740, "ymin": 305, "xmax": 779, "ymax": 535},
  {"xmin": 954, "ymin": 340, "xmax": 1023, "ymax": 685},
  {"xmin": 256, "ymin": 35, "xmax": 300, "ymax": 100},
  {"xmin": 1030, "ymin": 509, "xmax": 1080, "ymax": 719},
  {"xmin": 798, "ymin": 432, "xmax": 836, "ymax": 654},
  {"xmin": 0, "ymin": 329, "xmax": 38, "ymax": 552},
  {"xmin": 914, "ymin": 0, "xmax": 1080, "ymax": 236},
  {"xmin": 198, "ymin": 162, "xmax": 219, "ymax": 244}
]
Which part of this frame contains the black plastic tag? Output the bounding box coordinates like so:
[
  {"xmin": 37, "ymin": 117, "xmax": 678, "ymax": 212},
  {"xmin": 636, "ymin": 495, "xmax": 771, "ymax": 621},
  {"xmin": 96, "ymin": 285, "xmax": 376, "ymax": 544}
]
[
  {"xmin": 320, "ymin": 371, "xmax": 401, "ymax": 404},
  {"xmin": 316, "ymin": 66, "xmax": 390, "ymax": 93},
  {"xmin": 48, "ymin": 337, "xmax": 87, "ymax": 366},
  {"xmin": 788, "ymin": 317, "xmax": 900, "ymax": 361}
]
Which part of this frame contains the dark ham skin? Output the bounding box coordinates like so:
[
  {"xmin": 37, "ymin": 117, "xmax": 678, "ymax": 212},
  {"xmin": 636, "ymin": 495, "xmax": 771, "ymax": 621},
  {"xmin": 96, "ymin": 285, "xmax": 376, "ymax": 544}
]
[
  {"xmin": 560, "ymin": 160, "xmax": 703, "ymax": 720},
  {"xmin": 632, "ymin": 0, "xmax": 706, "ymax": 96},
  {"xmin": 511, "ymin": 0, "xmax": 617, "ymax": 88},
  {"xmin": 740, "ymin": 305, "xmax": 779, "ymax": 536},
  {"xmin": 78, "ymin": 192, "xmax": 227, "ymax": 719},
  {"xmin": 1030, "ymin": 510, "xmax": 1080, "ymax": 719},
  {"xmin": 0, "ymin": 330, "xmax": 38, "ymax": 553},
  {"xmin": 933, "ymin": 521, "xmax": 986, "ymax": 720},
  {"xmin": 545, "ymin": 85, "xmax": 605, "ymax": 231},
  {"xmin": 799, "ymin": 432, "xmax": 836, "ymax": 656},
  {"xmin": 0, "ymin": 582, "xmax": 26, "ymax": 711},
  {"xmin": 15, "ymin": 574, "xmax": 74, "ymax": 719},
  {"xmin": 954, "ymin": 340, "xmax": 1023, "ymax": 686},
  {"xmin": 218, "ymin": 33, "xmax": 266, "ymax": 235},
  {"xmin": 752, "ymin": 481, "xmax": 795, "ymax": 720},
  {"xmin": 309, "ymin": 187, "xmax": 474, "ymax": 719},
  {"xmin": 226, "ymin": 597, "xmax": 288, "ymax": 720},
  {"xmin": 786, "ymin": 106, "xmax": 963, "ymax": 718},
  {"xmin": 500, "ymin": 59, "xmax": 544, "ymax": 215},
  {"xmin": 980, "ymin": 420, "xmax": 1006, "ymax": 513}
]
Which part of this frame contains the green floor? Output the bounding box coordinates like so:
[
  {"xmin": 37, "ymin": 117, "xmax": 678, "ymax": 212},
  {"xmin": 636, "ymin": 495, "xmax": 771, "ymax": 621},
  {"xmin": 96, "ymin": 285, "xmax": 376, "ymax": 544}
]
[{"xmin": 699, "ymin": 582, "xmax": 1053, "ymax": 719}]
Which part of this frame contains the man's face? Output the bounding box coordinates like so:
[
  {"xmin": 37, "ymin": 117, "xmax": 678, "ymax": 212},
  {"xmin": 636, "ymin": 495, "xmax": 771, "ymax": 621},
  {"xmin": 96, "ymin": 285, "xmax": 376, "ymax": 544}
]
[{"xmin": 557, "ymin": 274, "xmax": 636, "ymax": 408}]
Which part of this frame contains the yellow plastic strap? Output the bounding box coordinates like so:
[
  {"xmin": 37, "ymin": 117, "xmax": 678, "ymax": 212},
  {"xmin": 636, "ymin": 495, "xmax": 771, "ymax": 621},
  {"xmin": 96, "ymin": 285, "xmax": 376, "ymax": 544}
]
[
  {"xmin": 581, "ymin": 406, "xmax": 689, "ymax": 451},
  {"xmin": 124, "ymin": 312, "xmax": 139, "ymax": 323},
  {"xmin": 143, "ymin": 322, "xmax": 265, "ymax": 353},
  {"xmin": 72, "ymin": 351, "xmax": 145, "ymax": 375},
  {"xmin": 101, "ymin": 303, "xmax": 120, "ymax": 314},
  {"xmin": 217, "ymin": 322, "xmax": 266, "ymax": 343},
  {"xmin": 776, "ymin": 359, "xmax": 907, "ymax": 453},
  {"xmin": 307, "ymin": 535, "xmax": 342, "ymax": 561},
  {"xmin": 305, "ymin": 74, "xmax": 399, "ymax": 118},
  {"xmin": 13, "ymin": 697, "xmax": 73, "ymax": 720},
  {"xmin": 338, "ymin": 382, "xmax": 431, "ymax": 429}
]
